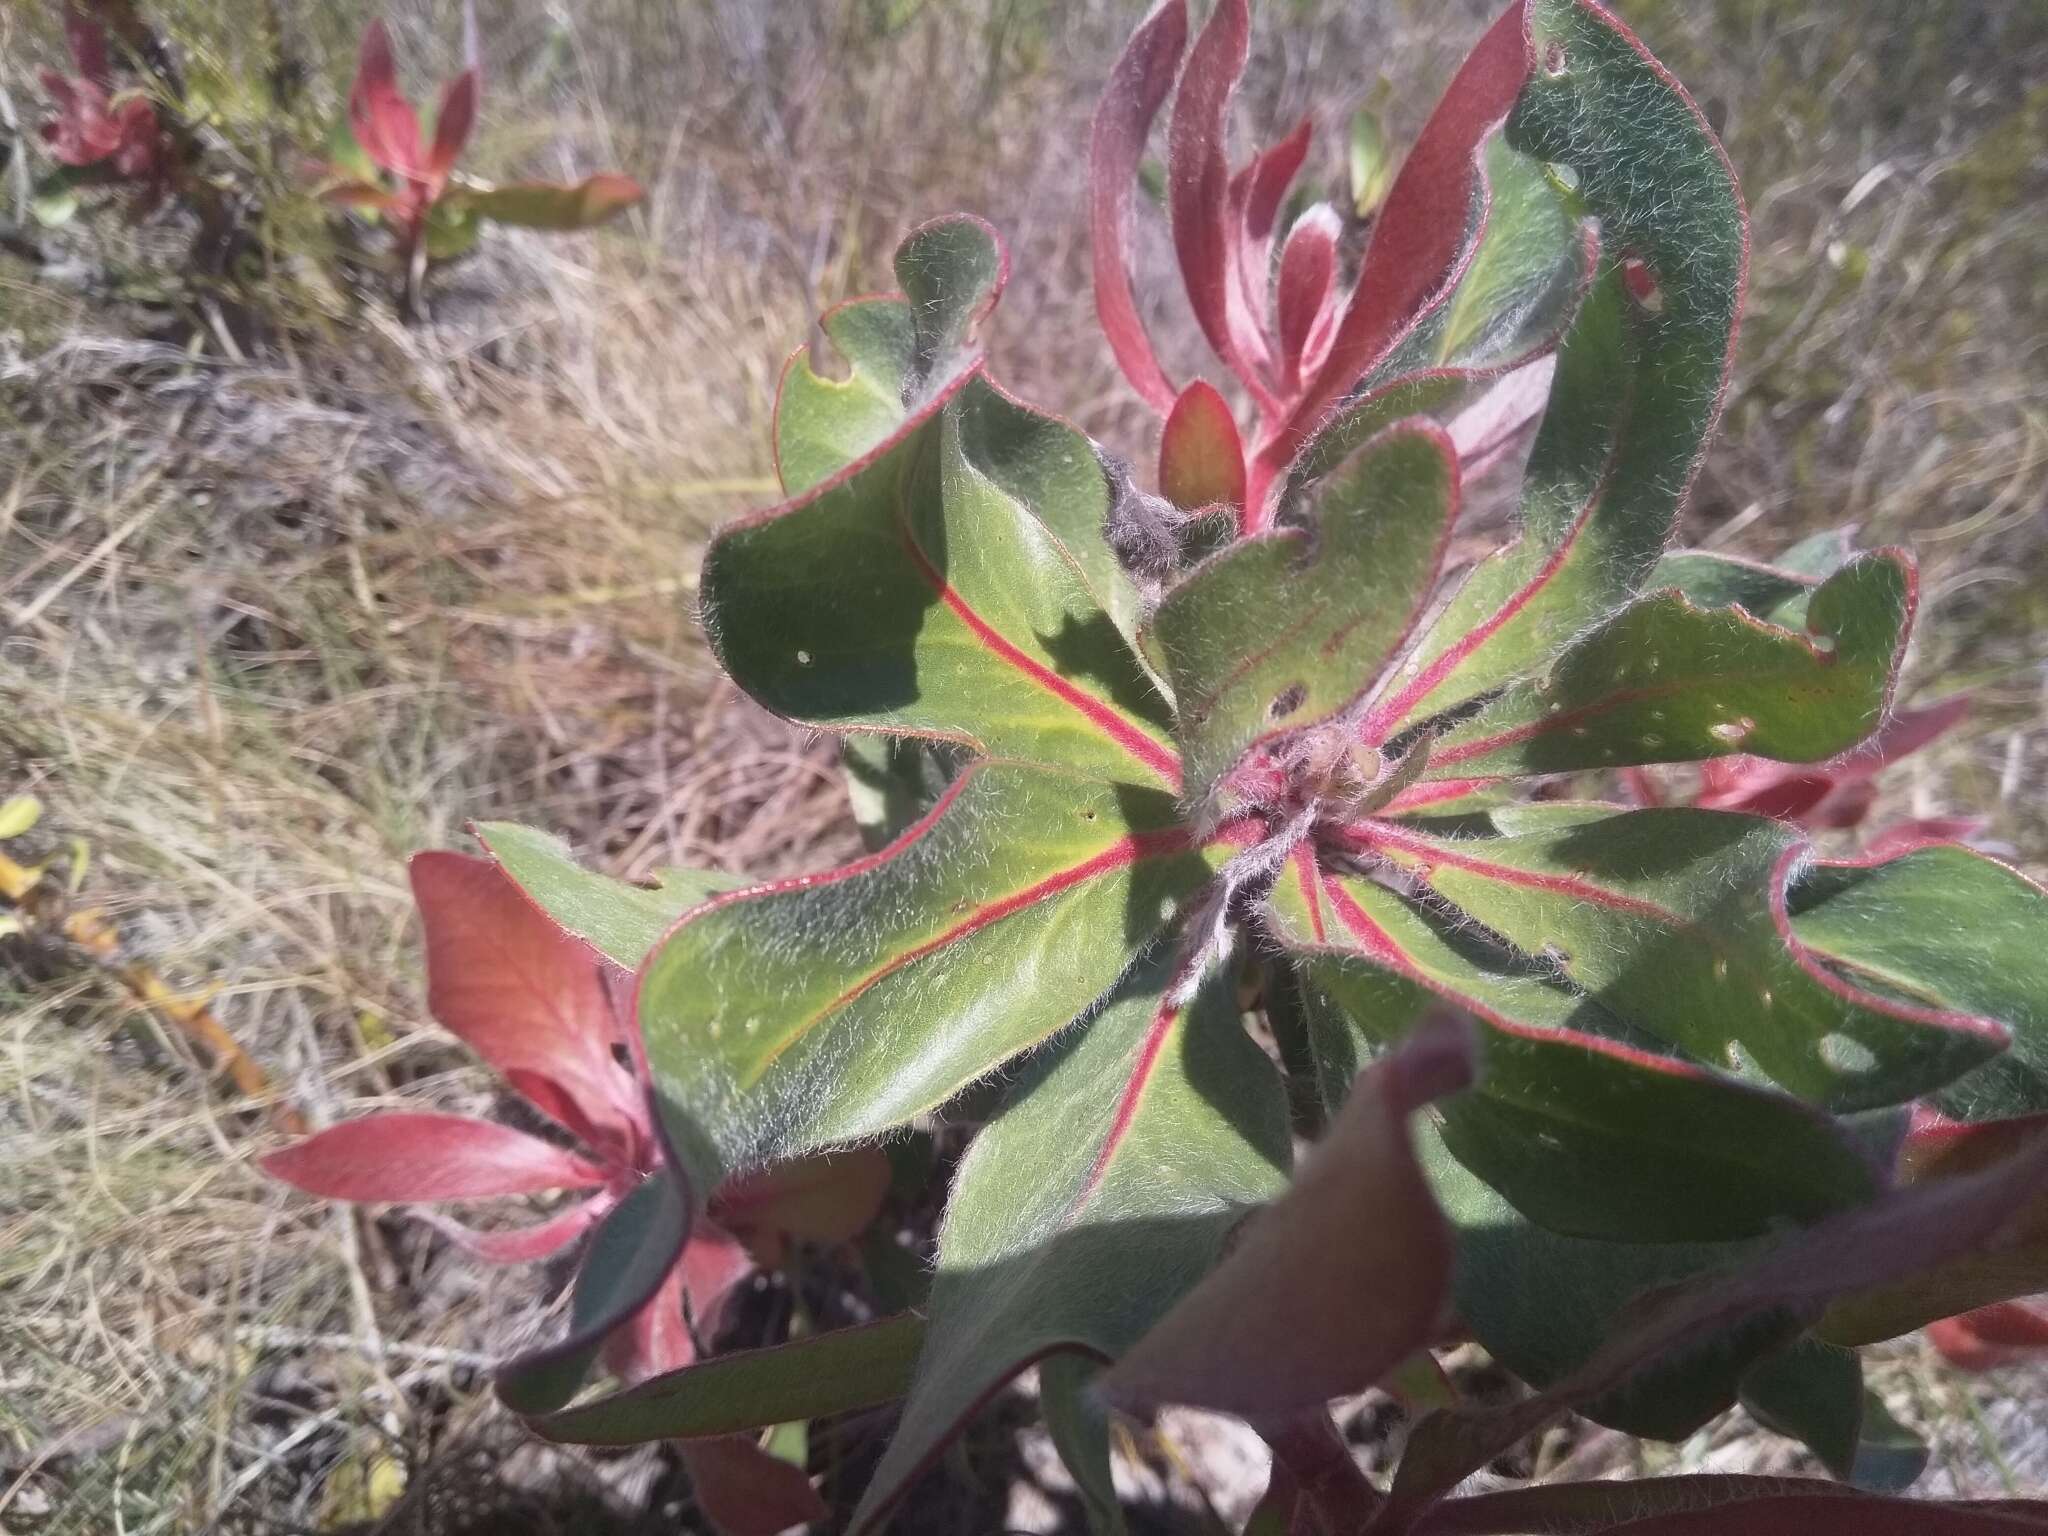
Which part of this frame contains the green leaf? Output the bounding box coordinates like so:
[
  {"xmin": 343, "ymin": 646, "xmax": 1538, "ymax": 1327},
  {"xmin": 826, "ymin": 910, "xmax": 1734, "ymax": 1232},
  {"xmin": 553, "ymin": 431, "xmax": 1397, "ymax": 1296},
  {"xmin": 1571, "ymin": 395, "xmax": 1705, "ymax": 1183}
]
[
  {"xmin": 1363, "ymin": 0, "xmax": 1747, "ymax": 735},
  {"xmin": 1410, "ymin": 1475, "xmax": 2020, "ymax": 1534},
  {"xmin": 773, "ymin": 218, "xmax": 993, "ymax": 497},
  {"xmin": 1390, "ymin": 1124, "xmax": 2048, "ymax": 1522},
  {"xmin": 773, "ymin": 218, "xmax": 1146, "ymax": 655},
  {"xmin": 1416, "ymin": 1118, "xmax": 1787, "ymax": 1440},
  {"xmin": 1366, "ymin": 809, "xmax": 2008, "ymax": 1111},
  {"xmin": 1041, "ymin": 1355, "xmax": 1127, "ymax": 1536},
  {"xmin": 639, "ymin": 762, "xmax": 1217, "ymax": 1188},
  {"xmin": 526, "ymin": 1314, "xmax": 925, "ymax": 1444},
  {"xmin": 457, "ymin": 172, "xmax": 643, "ymax": 231},
  {"xmin": 763, "ymin": 1417, "xmax": 807, "ymax": 1468},
  {"xmin": 775, "ymin": 293, "xmax": 919, "ymax": 495},
  {"xmin": 324, "ymin": 110, "xmax": 381, "ymax": 187},
  {"xmin": 851, "ymin": 957, "xmax": 1290, "ymax": 1531},
  {"xmin": 1425, "ymin": 551, "xmax": 1914, "ymax": 780},
  {"xmin": 1650, "ymin": 548, "xmax": 1819, "ymax": 625},
  {"xmin": 475, "ymin": 821, "xmax": 734, "ymax": 970},
  {"xmin": 705, "ymin": 372, "xmax": 1175, "ymax": 787},
  {"xmin": 1268, "ymin": 858, "xmax": 1884, "ymax": 1241},
  {"xmin": 498, "ymin": 1167, "xmax": 689, "ymax": 1415},
  {"xmin": 1788, "ymin": 844, "xmax": 2048, "ymax": 1119},
  {"xmin": 1850, "ymin": 1389, "xmax": 1930, "ymax": 1493},
  {"xmin": 1150, "ymin": 419, "xmax": 1459, "ymax": 808},
  {"xmin": 1740, "ymin": 1338, "xmax": 1865, "ymax": 1480}
]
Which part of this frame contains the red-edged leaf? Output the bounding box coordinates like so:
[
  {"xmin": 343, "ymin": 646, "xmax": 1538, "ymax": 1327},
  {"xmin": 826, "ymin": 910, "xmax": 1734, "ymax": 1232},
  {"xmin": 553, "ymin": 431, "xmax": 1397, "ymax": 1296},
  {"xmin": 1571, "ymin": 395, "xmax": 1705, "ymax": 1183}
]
[
  {"xmin": 1101, "ymin": 1020, "xmax": 1473, "ymax": 1417},
  {"xmin": 411, "ymin": 849, "xmax": 642, "ymax": 1151},
  {"xmin": 1089, "ymin": 0, "xmax": 1188, "ymax": 414},
  {"xmin": 1270, "ymin": 855, "xmax": 1886, "ymax": 1242},
  {"xmin": 1359, "ymin": 812, "xmax": 2008, "ymax": 1111},
  {"xmin": 1928, "ymin": 1301, "xmax": 2048, "ymax": 1370},
  {"xmin": 262, "ymin": 1112, "xmax": 609, "ymax": 1202},
  {"xmin": 427, "ymin": 67, "xmax": 478, "ymax": 183},
  {"xmin": 712, "ymin": 1147, "xmax": 892, "ymax": 1268},
  {"xmin": 1275, "ymin": 204, "xmax": 1341, "ymax": 389},
  {"xmin": 1413, "ymin": 1477, "xmax": 2048, "ymax": 1535},
  {"xmin": 1282, "ymin": 4, "xmax": 1529, "ymax": 449},
  {"xmin": 349, "ymin": 19, "xmax": 423, "ymax": 180},
  {"xmin": 846, "ymin": 952, "xmax": 1291, "ymax": 1532},
  {"xmin": 1167, "ymin": 0, "xmax": 1273, "ymax": 405},
  {"xmin": 1158, "ymin": 378, "xmax": 1247, "ymax": 512},
  {"xmin": 426, "ymin": 1190, "xmax": 613, "ymax": 1263},
  {"xmin": 681, "ymin": 1435, "xmax": 829, "ymax": 1536}
]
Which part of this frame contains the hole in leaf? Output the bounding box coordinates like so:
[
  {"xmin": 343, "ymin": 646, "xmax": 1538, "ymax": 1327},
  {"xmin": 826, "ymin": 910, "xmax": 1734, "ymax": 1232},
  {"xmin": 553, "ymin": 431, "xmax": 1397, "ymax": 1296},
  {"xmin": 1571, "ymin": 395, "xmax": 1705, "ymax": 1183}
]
[{"xmin": 1269, "ymin": 683, "xmax": 1308, "ymax": 721}]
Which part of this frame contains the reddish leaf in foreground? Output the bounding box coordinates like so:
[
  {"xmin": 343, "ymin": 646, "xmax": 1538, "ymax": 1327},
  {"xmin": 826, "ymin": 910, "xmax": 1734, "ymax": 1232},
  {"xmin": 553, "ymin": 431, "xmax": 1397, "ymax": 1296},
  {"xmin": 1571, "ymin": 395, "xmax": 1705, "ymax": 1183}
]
[
  {"xmin": 62, "ymin": 3, "xmax": 110, "ymax": 86},
  {"xmin": 427, "ymin": 1193, "xmax": 615, "ymax": 1263},
  {"xmin": 261, "ymin": 1112, "xmax": 609, "ymax": 1201},
  {"xmin": 1103, "ymin": 1019, "xmax": 1474, "ymax": 1417}
]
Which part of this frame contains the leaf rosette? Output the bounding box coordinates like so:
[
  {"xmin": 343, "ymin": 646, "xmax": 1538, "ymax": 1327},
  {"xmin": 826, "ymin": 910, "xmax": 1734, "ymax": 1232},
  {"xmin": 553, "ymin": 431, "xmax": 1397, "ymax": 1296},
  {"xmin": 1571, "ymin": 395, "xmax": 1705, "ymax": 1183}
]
[{"xmin": 423, "ymin": 0, "xmax": 2048, "ymax": 1526}]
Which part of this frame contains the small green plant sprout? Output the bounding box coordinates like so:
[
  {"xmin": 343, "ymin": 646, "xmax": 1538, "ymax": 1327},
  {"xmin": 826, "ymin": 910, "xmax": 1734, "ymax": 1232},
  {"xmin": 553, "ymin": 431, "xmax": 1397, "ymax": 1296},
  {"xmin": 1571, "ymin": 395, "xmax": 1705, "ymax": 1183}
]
[
  {"xmin": 322, "ymin": 18, "xmax": 645, "ymax": 315},
  {"xmin": 324, "ymin": 1, "xmax": 2048, "ymax": 1530}
]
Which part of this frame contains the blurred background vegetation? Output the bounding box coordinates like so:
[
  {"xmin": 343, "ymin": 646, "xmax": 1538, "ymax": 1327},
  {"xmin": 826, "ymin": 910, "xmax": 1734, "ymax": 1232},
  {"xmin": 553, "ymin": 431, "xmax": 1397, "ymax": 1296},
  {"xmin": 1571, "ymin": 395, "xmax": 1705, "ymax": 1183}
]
[{"xmin": 2, "ymin": 0, "xmax": 2044, "ymax": 1530}]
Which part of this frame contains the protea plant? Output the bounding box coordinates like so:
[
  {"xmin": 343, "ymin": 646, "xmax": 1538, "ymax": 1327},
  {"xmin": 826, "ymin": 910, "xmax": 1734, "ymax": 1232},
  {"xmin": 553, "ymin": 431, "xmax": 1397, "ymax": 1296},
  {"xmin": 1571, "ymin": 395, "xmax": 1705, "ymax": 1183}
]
[{"xmin": 282, "ymin": 2, "xmax": 2048, "ymax": 1530}]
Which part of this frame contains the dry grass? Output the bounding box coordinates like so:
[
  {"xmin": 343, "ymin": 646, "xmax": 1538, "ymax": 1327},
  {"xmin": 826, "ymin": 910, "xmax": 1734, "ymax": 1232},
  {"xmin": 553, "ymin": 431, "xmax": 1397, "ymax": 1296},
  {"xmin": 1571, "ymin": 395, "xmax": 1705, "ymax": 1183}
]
[{"xmin": 1, "ymin": 0, "xmax": 2045, "ymax": 1530}]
